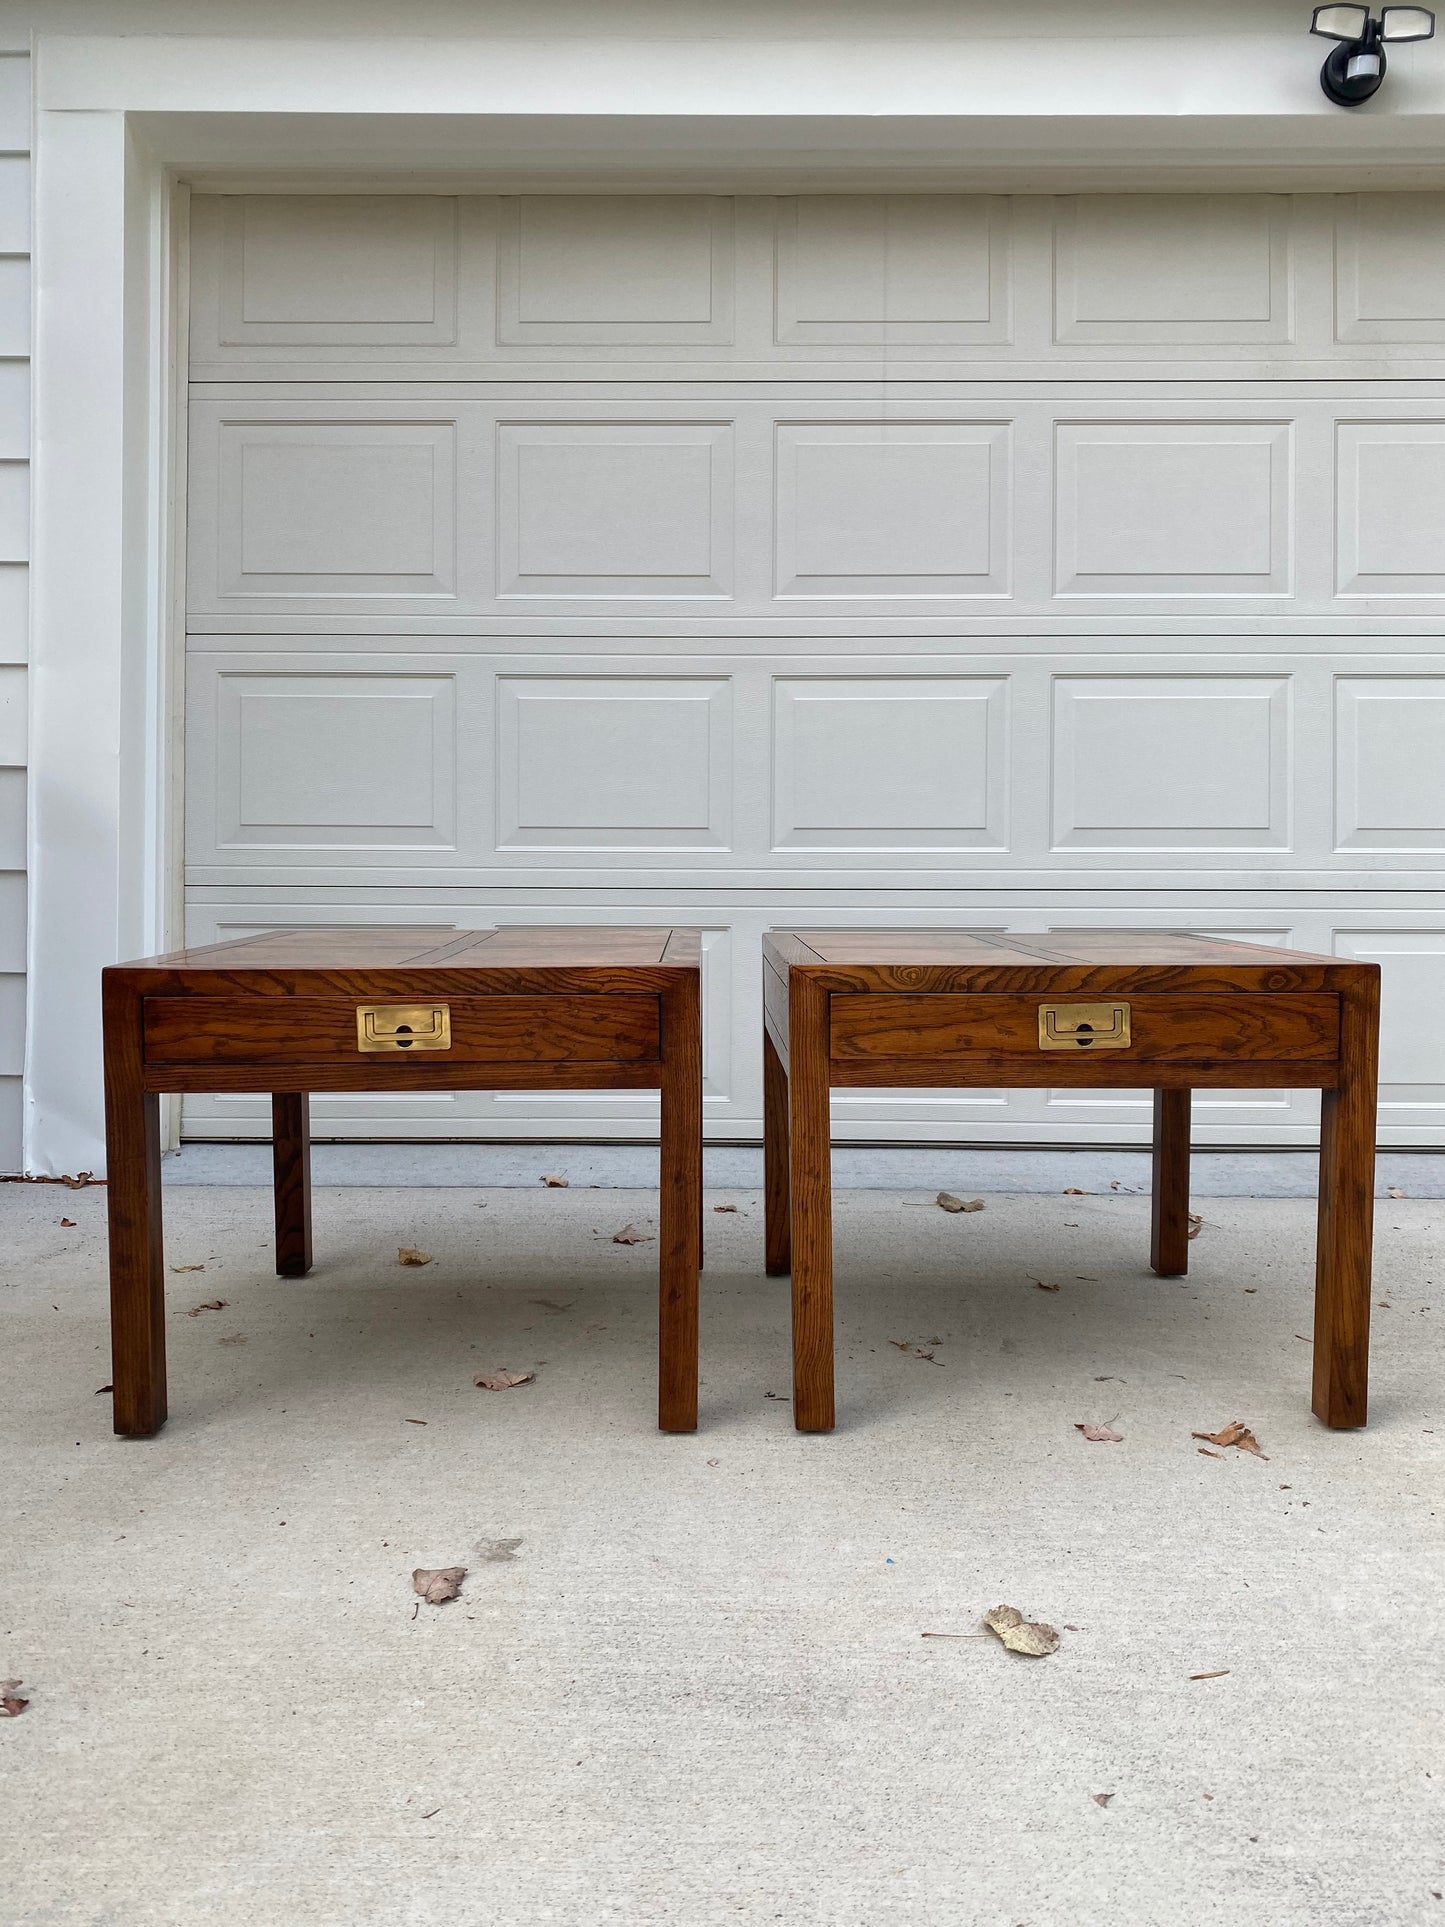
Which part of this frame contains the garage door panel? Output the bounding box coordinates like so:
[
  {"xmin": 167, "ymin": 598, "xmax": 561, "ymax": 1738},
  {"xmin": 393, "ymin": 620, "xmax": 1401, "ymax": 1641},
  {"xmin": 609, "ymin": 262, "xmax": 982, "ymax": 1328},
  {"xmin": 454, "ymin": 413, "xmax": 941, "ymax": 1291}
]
[
  {"xmin": 1335, "ymin": 193, "xmax": 1445, "ymax": 345},
  {"xmin": 190, "ymin": 392, "xmax": 1442, "ymax": 622},
  {"xmin": 774, "ymin": 194, "xmax": 1008, "ymax": 345},
  {"xmin": 190, "ymin": 191, "xmax": 1445, "ymax": 376},
  {"xmin": 184, "ymin": 642, "xmax": 1445, "ymax": 883},
  {"xmin": 1054, "ymin": 194, "xmax": 1291, "ymax": 345}
]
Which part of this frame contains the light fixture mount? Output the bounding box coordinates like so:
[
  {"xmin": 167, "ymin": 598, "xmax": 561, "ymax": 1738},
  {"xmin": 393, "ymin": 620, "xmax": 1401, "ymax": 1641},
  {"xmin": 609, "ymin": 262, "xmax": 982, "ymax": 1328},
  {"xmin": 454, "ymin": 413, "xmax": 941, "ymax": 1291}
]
[{"xmin": 1310, "ymin": 6, "xmax": 1435, "ymax": 104}]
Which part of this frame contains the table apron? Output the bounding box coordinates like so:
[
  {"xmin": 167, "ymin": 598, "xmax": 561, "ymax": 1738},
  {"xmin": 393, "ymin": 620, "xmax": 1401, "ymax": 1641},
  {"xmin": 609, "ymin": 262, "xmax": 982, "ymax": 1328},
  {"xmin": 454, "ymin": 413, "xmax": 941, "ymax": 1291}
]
[
  {"xmin": 827, "ymin": 1059, "xmax": 1340, "ymax": 1090},
  {"xmin": 141, "ymin": 1062, "xmax": 666, "ymax": 1095}
]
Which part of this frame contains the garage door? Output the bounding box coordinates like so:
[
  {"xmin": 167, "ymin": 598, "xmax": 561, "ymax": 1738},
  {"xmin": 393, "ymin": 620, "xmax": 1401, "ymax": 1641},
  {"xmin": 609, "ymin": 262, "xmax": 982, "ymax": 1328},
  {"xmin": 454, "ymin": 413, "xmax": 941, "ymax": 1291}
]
[{"xmin": 182, "ymin": 191, "xmax": 1445, "ymax": 1145}]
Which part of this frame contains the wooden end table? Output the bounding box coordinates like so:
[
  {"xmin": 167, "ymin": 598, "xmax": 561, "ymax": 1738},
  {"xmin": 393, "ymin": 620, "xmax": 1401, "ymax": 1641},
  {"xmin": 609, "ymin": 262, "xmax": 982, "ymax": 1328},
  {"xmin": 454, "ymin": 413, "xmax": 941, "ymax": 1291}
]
[
  {"xmin": 762, "ymin": 930, "xmax": 1380, "ymax": 1434},
  {"xmin": 103, "ymin": 927, "xmax": 703, "ymax": 1435}
]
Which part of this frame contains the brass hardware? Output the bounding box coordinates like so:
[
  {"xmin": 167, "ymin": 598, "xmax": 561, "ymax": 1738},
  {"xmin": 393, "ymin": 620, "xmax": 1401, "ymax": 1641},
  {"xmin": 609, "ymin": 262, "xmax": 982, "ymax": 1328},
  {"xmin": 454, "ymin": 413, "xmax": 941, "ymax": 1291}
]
[
  {"xmin": 1038, "ymin": 1001, "xmax": 1132, "ymax": 1051},
  {"xmin": 356, "ymin": 1003, "xmax": 452, "ymax": 1052}
]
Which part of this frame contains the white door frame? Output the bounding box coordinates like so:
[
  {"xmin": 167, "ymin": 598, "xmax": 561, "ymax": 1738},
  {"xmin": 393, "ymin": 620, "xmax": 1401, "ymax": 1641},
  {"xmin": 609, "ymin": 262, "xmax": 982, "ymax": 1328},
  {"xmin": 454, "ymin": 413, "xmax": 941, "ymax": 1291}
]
[{"xmin": 25, "ymin": 28, "xmax": 1445, "ymax": 1173}]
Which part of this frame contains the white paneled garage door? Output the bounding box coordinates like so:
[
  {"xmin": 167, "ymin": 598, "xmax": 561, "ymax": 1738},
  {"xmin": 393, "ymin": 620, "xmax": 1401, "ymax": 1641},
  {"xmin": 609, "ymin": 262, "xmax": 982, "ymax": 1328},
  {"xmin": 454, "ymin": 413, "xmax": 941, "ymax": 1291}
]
[{"xmin": 183, "ymin": 191, "xmax": 1445, "ymax": 1144}]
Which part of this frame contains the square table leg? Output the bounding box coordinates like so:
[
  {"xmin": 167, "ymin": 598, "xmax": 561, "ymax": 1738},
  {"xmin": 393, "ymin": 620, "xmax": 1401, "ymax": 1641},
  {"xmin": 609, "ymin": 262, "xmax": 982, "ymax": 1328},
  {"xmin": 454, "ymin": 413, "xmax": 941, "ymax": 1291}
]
[
  {"xmin": 787, "ymin": 973, "xmax": 834, "ymax": 1432},
  {"xmin": 1313, "ymin": 975, "xmax": 1380, "ymax": 1428},
  {"xmin": 763, "ymin": 1024, "xmax": 791, "ymax": 1277},
  {"xmin": 103, "ymin": 980, "xmax": 167, "ymax": 1437},
  {"xmin": 271, "ymin": 1093, "xmax": 313, "ymax": 1278},
  {"xmin": 1150, "ymin": 1087, "xmax": 1192, "ymax": 1277},
  {"xmin": 658, "ymin": 975, "xmax": 702, "ymax": 1432}
]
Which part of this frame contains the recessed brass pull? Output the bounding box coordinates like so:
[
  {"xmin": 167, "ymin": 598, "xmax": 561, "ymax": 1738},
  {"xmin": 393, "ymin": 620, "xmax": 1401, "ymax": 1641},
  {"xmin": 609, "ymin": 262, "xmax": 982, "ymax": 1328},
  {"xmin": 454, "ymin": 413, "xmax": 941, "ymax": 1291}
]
[
  {"xmin": 1038, "ymin": 1002, "xmax": 1131, "ymax": 1051},
  {"xmin": 356, "ymin": 1003, "xmax": 452, "ymax": 1052}
]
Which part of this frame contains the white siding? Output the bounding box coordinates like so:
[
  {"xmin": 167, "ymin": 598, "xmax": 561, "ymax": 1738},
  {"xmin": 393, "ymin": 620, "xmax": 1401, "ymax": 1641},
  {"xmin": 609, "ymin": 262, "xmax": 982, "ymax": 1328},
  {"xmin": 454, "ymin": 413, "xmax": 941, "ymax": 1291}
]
[{"xmin": 0, "ymin": 47, "xmax": 26, "ymax": 1169}]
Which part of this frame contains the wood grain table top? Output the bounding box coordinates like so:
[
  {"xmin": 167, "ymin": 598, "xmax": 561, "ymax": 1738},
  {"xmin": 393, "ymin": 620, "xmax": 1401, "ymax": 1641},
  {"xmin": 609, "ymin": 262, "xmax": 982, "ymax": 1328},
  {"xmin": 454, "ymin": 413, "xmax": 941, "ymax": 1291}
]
[
  {"xmin": 765, "ymin": 929, "xmax": 1341, "ymax": 968},
  {"xmin": 108, "ymin": 926, "xmax": 702, "ymax": 995},
  {"xmin": 762, "ymin": 928, "xmax": 1368, "ymax": 996}
]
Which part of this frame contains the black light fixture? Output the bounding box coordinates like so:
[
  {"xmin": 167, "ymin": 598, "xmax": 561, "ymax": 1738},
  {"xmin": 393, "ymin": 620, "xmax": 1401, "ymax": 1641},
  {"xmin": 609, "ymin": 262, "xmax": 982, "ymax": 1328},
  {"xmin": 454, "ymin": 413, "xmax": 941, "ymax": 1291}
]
[{"xmin": 1310, "ymin": 6, "xmax": 1435, "ymax": 105}]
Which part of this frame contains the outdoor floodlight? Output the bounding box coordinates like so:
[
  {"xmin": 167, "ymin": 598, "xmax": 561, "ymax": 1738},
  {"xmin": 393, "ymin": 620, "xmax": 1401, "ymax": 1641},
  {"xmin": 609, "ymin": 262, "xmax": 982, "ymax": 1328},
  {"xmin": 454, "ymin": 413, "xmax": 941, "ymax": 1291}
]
[{"xmin": 1310, "ymin": 6, "xmax": 1436, "ymax": 105}]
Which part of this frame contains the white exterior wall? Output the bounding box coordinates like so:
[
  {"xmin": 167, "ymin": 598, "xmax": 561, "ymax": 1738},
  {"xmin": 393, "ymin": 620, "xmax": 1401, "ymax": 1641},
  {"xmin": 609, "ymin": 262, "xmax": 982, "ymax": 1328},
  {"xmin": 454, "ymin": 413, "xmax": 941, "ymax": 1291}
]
[
  {"xmin": 0, "ymin": 46, "xmax": 27, "ymax": 1170},
  {"xmin": 9, "ymin": 1, "xmax": 1445, "ymax": 1172}
]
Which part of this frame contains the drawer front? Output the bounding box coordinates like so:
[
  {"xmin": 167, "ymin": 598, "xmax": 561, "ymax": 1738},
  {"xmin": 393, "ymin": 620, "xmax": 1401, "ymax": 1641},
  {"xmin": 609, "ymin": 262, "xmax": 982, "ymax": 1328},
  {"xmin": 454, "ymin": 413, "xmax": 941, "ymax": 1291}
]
[
  {"xmin": 829, "ymin": 993, "xmax": 1340, "ymax": 1063},
  {"xmin": 143, "ymin": 994, "xmax": 661, "ymax": 1065}
]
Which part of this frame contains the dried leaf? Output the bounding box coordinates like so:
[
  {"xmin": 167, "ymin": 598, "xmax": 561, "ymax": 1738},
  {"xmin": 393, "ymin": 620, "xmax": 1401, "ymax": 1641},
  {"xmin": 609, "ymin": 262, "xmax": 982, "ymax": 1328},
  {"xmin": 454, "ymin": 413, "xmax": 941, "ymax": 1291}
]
[
  {"xmin": 1388, "ymin": 1185, "xmax": 1407, "ymax": 1199},
  {"xmin": 474, "ymin": 1368, "xmax": 534, "ymax": 1392},
  {"xmin": 398, "ymin": 1247, "xmax": 432, "ymax": 1266},
  {"xmin": 713, "ymin": 1203, "xmax": 738, "ymax": 1213},
  {"xmin": 62, "ymin": 1172, "xmax": 97, "ymax": 1189},
  {"xmin": 1187, "ymin": 1213, "xmax": 1203, "ymax": 1240},
  {"xmin": 412, "ymin": 1567, "xmax": 466, "ymax": 1605},
  {"xmin": 984, "ymin": 1604, "xmax": 1060, "ymax": 1657},
  {"xmin": 95, "ymin": 1384, "xmax": 113, "ymax": 1395},
  {"xmin": 1093, "ymin": 1792, "xmax": 1114, "ymax": 1808},
  {"xmin": 936, "ymin": 1192, "xmax": 985, "ymax": 1213},
  {"xmin": 186, "ymin": 1299, "xmax": 227, "ymax": 1317},
  {"xmin": 1074, "ymin": 1422, "xmax": 1124, "ymax": 1442},
  {"xmin": 1063, "ymin": 1187, "xmax": 1089, "ymax": 1195},
  {"xmin": 540, "ymin": 1173, "xmax": 569, "ymax": 1188},
  {"xmin": 1191, "ymin": 1421, "xmax": 1268, "ymax": 1459},
  {"xmin": 171, "ymin": 1263, "xmax": 205, "ymax": 1274},
  {"xmin": 1198, "ymin": 1447, "xmax": 1223, "ymax": 1458},
  {"xmin": 1190, "ymin": 1669, "xmax": 1230, "ymax": 1680},
  {"xmin": 1110, "ymin": 1180, "xmax": 1122, "ymax": 1191},
  {"xmin": 60, "ymin": 1218, "xmax": 75, "ymax": 1228},
  {"xmin": 1034, "ymin": 1279, "xmax": 1061, "ymax": 1293},
  {"xmin": 0, "ymin": 1679, "xmax": 27, "ymax": 1716},
  {"xmin": 612, "ymin": 1223, "xmax": 653, "ymax": 1245}
]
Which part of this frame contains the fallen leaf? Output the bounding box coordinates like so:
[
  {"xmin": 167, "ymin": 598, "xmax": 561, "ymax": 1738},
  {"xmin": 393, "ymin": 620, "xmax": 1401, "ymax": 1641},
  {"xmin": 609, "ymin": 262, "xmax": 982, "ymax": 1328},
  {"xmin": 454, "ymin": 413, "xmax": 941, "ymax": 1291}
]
[
  {"xmin": 1190, "ymin": 1669, "xmax": 1230, "ymax": 1680},
  {"xmin": 1064, "ymin": 1187, "xmax": 1089, "ymax": 1195},
  {"xmin": 936, "ymin": 1192, "xmax": 985, "ymax": 1213},
  {"xmin": 888, "ymin": 1338, "xmax": 910, "ymax": 1350},
  {"xmin": 1034, "ymin": 1279, "xmax": 1061, "ymax": 1293},
  {"xmin": 1187, "ymin": 1213, "xmax": 1203, "ymax": 1240},
  {"xmin": 540, "ymin": 1173, "xmax": 569, "ymax": 1188},
  {"xmin": 1093, "ymin": 1792, "xmax": 1114, "ymax": 1808},
  {"xmin": 95, "ymin": 1384, "xmax": 113, "ymax": 1395},
  {"xmin": 1192, "ymin": 1421, "xmax": 1268, "ymax": 1459},
  {"xmin": 612, "ymin": 1223, "xmax": 653, "ymax": 1244},
  {"xmin": 474, "ymin": 1368, "xmax": 534, "ymax": 1391},
  {"xmin": 412, "ymin": 1567, "xmax": 466, "ymax": 1605},
  {"xmin": 984, "ymin": 1604, "xmax": 1060, "ymax": 1657},
  {"xmin": 1110, "ymin": 1180, "xmax": 1122, "ymax": 1191},
  {"xmin": 713, "ymin": 1203, "xmax": 738, "ymax": 1213},
  {"xmin": 62, "ymin": 1172, "xmax": 97, "ymax": 1189},
  {"xmin": 186, "ymin": 1299, "xmax": 227, "ymax": 1317},
  {"xmin": 1198, "ymin": 1447, "xmax": 1223, "ymax": 1458},
  {"xmin": 1, "ymin": 1694, "xmax": 28, "ymax": 1716},
  {"xmin": 398, "ymin": 1247, "xmax": 432, "ymax": 1266},
  {"xmin": 59, "ymin": 1218, "xmax": 75, "ymax": 1228},
  {"xmin": 1074, "ymin": 1421, "xmax": 1124, "ymax": 1442},
  {"xmin": 706, "ymin": 1458, "xmax": 720, "ymax": 1467},
  {"xmin": 171, "ymin": 1263, "xmax": 205, "ymax": 1274},
  {"xmin": 1388, "ymin": 1185, "xmax": 1407, "ymax": 1199}
]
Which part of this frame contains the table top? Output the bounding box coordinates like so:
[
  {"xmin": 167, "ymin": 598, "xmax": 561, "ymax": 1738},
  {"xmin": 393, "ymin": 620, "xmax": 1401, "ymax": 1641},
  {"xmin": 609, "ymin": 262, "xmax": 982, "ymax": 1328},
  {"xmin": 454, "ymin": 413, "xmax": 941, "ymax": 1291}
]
[
  {"xmin": 107, "ymin": 926, "xmax": 701, "ymax": 995},
  {"xmin": 762, "ymin": 928, "xmax": 1373, "ymax": 996},
  {"xmin": 766, "ymin": 929, "xmax": 1340, "ymax": 967}
]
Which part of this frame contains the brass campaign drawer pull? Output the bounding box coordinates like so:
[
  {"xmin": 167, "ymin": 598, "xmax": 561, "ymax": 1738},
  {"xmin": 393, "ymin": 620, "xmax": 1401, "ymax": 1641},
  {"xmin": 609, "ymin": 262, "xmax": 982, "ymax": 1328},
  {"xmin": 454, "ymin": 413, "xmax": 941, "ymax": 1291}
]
[
  {"xmin": 1038, "ymin": 1001, "xmax": 1132, "ymax": 1051},
  {"xmin": 356, "ymin": 1003, "xmax": 452, "ymax": 1052}
]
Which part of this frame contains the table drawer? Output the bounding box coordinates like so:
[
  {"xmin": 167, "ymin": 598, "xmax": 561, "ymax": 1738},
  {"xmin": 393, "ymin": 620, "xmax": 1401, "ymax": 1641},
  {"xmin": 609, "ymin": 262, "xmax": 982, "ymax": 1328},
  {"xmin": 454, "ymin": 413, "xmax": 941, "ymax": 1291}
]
[
  {"xmin": 829, "ymin": 992, "xmax": 1340, "ymax": 1063},
  {"xmin": 143, "ymin": 994, "xmax": 661, "ymax": 1065}
]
